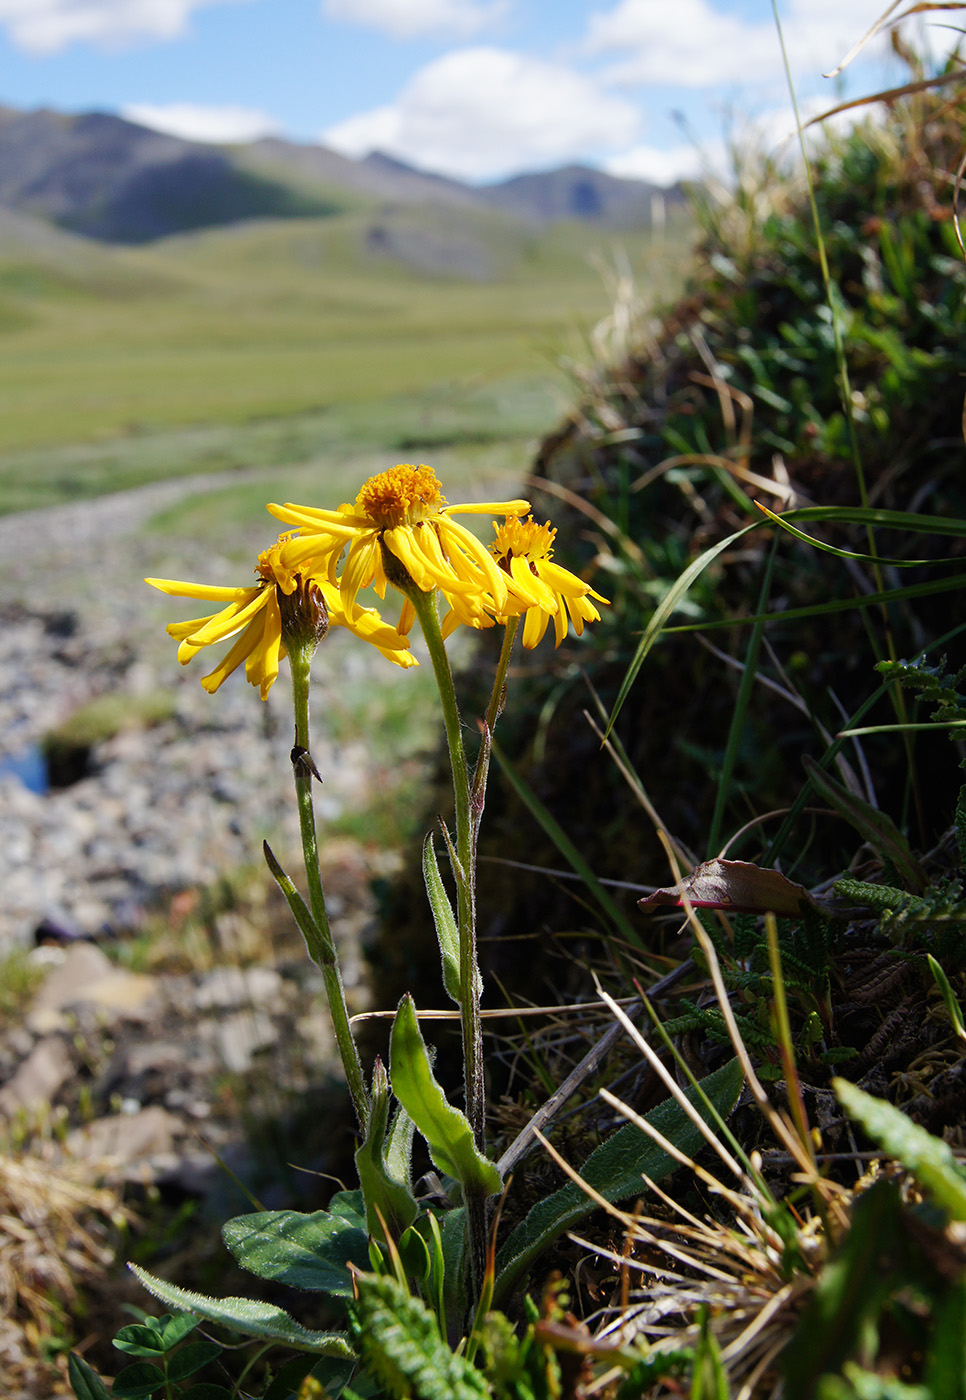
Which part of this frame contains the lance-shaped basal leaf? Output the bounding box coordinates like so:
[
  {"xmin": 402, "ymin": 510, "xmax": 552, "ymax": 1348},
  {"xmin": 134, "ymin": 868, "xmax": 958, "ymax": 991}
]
[
  {"xmin": 638, "ymin": 858, "xmax": 824, "ymax": 916},
  {"xmin": 355, "ymin": 1057, "xmax": 419, "ymax": 1243},
  {"xmin": 129, "ymin": 1265, "xmax": 354, "ymax": 1357},
  {"xmin": 222, "ymin": 1190, "xmax": 369, "ymax": 1299},
  {"xmin": 390, "ymin": 994, "xmax": 502, "ymax": 1200},
  {"xmin": 834, "ymin": 1078, "xmax": 966, "ymax": 1221},
  {"xmin": 422, "ymin": 833, "xmax": 463, "ymax": 1004},
  {"xmin": 494, "ymin": 1058, "xmax": 744, "ymax": 1306}
]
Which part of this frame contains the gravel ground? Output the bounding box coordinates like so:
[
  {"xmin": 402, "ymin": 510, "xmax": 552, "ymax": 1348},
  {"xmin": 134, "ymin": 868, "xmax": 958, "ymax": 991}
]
[{"xmin": 0, "ymin": 471, "xmax": 411, "ymax": 950}]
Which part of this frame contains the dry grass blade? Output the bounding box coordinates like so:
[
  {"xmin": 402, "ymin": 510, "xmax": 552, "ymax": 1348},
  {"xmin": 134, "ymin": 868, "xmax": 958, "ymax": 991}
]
[{"xmin": 0, "ymin": 1145, "xmax": 126, "ymax": 1394}]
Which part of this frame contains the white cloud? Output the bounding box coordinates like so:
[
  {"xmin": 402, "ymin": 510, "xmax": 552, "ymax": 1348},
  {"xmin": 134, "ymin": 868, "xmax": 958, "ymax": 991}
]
[
  {"xmin": 604, "ymin": 144, "xmax": 706, "ymax": 186},
  {"xmin": 321, "ymin": 46, "xmax": 640, "ymax": 182},
  {"xmin": 585, "ymin": 0, "xmax": 890, "ymax": 90},
  {"xmin": 0, "ymin": 0, "xmax": 245, "ymax": 53},
  {"xmin": 322, "ymin": 0, "xmax": 505, "ymax": 40},
  {"xmin": 122, "ymin": 101, "xmax": 280, "ymax": 143}
]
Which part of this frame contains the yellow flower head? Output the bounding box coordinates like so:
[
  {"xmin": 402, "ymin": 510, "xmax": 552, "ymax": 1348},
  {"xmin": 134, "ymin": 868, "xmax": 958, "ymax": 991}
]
[
  {"xmin": 146, "ymin": 533, "xmax": 417, "ymax": 700},
  {"xmin": 268, "ymin": 464, "xmax": 530, "ymax": 634},
  {"xmin": 490, "ymin": 516, "xmax": 609, "ymax": 649}
]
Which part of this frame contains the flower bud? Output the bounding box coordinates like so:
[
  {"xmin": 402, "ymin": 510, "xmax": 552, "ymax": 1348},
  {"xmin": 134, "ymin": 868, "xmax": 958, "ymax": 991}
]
[{"xmin": 278, "ymin": 576, "xmax": 329, "ymax": 653}]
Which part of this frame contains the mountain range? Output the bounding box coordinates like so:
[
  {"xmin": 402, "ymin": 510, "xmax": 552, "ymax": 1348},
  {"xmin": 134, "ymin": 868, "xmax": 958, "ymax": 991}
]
[{"xmin": 0, "ymin": 104, "xmax": 682, "ymax": 245}]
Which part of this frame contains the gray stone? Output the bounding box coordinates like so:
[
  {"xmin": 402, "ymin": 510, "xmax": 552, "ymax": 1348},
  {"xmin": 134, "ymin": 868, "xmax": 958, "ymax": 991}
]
[
  {"xmin": 0, "ymin": 1036, "xmax": 72, "ymax": 1117},
  {"xmin": 32, "ymin": 942, "xmax": 158, "ymax": 1019},
  {"xmin": 193, "ymin": 965, "xmax": 284, "ymax": 1011},
  {"xmin": 213, "ymin": 1011, "xmax": 277, "ymax": 1073},
  {"xmin": 66, "ymin": 1105, "xmax": 184, "ymax": 1182}
]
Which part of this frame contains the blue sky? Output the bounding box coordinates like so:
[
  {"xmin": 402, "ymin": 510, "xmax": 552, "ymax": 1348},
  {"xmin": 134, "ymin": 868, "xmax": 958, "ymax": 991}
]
[{"xmin": 0, "ymin": 2, "xmax": 913, "ymax": 184}]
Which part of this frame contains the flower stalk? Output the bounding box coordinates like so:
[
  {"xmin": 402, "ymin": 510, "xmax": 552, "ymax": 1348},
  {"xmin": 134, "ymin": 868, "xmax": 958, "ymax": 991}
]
[
  {"xmin": 408, "ymin": 586, "xmax": 484, "ymax": 1150},
  {"xmin": 288, "ymin": 636, "xmax": 370, "ymax": 1134}
]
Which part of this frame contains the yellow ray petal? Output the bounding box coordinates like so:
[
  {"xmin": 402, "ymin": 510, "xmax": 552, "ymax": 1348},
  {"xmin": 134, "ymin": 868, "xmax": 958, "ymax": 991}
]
[{"xmin": 146, "ymin": 577, "xmax": 250, "ymax": 602}]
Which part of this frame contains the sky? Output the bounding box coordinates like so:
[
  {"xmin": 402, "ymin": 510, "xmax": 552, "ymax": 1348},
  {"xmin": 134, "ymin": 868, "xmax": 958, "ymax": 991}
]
[{"xmin": 0, "ymin": 1, "xmax": 922, "ymax": 185}]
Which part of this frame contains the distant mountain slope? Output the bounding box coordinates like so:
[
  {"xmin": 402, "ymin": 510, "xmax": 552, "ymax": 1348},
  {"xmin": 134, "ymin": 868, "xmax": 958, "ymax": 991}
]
[
  {"xmin": 0, "ymin": 108, "xmax": 340, "ymax": 242},
  {"xmin": 0, "ymin": 104, "xmax": 681, "ymax": 246},
  {"xmin": 478, "ymin": 163, "xmax": 682, "ymax": 225},
  {"xmin": 239, "ymin": 140, "xmax": 481, "ymax": 211}
]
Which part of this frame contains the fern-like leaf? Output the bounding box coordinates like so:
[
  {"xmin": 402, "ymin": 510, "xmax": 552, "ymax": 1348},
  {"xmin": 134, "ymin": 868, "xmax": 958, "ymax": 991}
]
[{"xmin": 347, "ymin": 1273, "xmax": 489, "ymax": 1400}]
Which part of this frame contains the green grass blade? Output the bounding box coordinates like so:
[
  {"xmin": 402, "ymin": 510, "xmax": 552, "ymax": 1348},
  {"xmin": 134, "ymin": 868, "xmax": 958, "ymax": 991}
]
[
  {"xmin": 490, "ymin": 735, "xmax": 642, "ymax": 947},
  {"xmin": 757, "ymin": 503, "xmax": 966, "ymax": 566},
  {"xmin": 663, "ymin": 571, "xmax": 966, "ymax": 634},
  {"xmin": 784, "ymin": 505, "xmax": 966, "ymax": 537},
  {"xmin": 707, "ymin": 536, "xmax": 776, "ymax": 857},
  {"xmin": 605, "ymin": 522, "xmax": 759, "ymax": 738}
]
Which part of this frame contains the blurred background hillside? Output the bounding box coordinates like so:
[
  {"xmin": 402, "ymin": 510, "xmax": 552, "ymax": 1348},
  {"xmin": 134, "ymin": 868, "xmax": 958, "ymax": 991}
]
[{"xmin": 0, "ymin": 101, "xmax": 689, "ymax": 954}]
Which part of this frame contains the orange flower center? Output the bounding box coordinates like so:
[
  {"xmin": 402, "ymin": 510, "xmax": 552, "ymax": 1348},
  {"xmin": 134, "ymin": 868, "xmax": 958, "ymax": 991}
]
[
  {"xmin": 491, "ymin": 517, "xmax": 555, "ymax": 567},
  {"xmin": 356, "ymin": 464, "xmax": 447, "ymax": 530},
  {"xmin": 255, "ymin": 533, "xmax": 299, "ymax": 590}
]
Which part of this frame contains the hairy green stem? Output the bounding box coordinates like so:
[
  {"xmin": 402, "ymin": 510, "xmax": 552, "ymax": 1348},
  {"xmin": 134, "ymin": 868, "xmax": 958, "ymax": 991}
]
[
  {"xmin": 409, "ymin": 589, "xmax": 484, "ymax": 1153},
  {"xmin": 289, "ymin": 640, "xmax": 370, "ymax": 1133}
]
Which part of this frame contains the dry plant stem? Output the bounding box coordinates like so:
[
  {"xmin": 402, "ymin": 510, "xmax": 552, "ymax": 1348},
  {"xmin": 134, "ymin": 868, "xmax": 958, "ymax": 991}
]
[
  {"xmin": 288, "ymin": 640, "xmax": 370, "ymax": 1134},
  {"xmin": 408, "ymin": 587, "xmax": 484, "ymax": 1150}
]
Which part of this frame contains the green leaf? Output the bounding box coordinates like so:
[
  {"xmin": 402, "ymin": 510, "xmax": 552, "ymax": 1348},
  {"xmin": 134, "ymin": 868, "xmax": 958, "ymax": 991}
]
[
  {"xmin": 928, "ymin": 955, "xmax": 966, "ymax": 1042},
  {"xmin": 802, "ymin": 757, "xmax": 926, "ymax": 891},
  {"xmin": 156, "ymin": 1313, "xmax": 202, "ymax": 1350},
  {"xmin": 493, "ymin": 1058, "xmax": 744, "ymax": 1305},
  {"xmin": 112, "ymin": 1362, "xmax": 166, "ymax": 1399},
  {"xmin": 355, "ymin": 1057, "xmax": 419, "ymax": 1244},
  {"xmin": 924, "ymin": 1274, "xmax": 966, "ymax": 1399},
  {"xmin": 422, "ymin": 832, "xmax": 464, "ymax": 1004},
  {"xmin": 348, "ymin": 1272, "xmax": 489, "ymax": 1399},
  {"xmin": 68, "ymin": 1353, "xmax": 112, "ymax": 1400},
  {"xmin": 783, "ymin": 1180, "xmax": 906, "ymax": 1400},
  {"xmin": 690, "ymin": 1307, "xmax": 729, "ymax": 1400},
  {"xmin": 166, "ymin": 1340, "xmax": 222, "ymax": 1383},
  {"xmin": 222, "ymin": 1202, "xmax": 369, "ymax": 1299},
  {"xmin": 268, "ymin": 1356, "xmax": 357, "ymax": 1400},
  {"xmin": 129, "ymin": 1265, "xmax": 354, "ymax": 1357},
  {"xmin": 385, "ymin": 1097, "xmax": 416, "ymax": 1193},
  {"xmin": 834, "ymin": 1079, "xmax": 966, "ymax": 1222},
  {"xmin": 113, "ymin": 1325, "xmax": 167, "ymax": 1357},
  {"xmin": 389, "ymin": 995, "xmax": 502, "ymax": 1201},
  {"xmin": 178, "ymin": 1388, "xmax": 234, "ymax": 1400}
]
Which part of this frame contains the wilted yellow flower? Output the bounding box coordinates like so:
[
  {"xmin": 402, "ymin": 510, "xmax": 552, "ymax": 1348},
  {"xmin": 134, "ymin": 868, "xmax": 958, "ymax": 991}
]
[
  {"xmin": 490, "ymin": 516, "xmax": 609, "ymax": 648},
  {"xmin": 146, "ymin": 534, "xmax": 416, "ymax": 699},
  {"xmin": 269, "ymin": 464, "xmax": 530, "ymax": 633}
]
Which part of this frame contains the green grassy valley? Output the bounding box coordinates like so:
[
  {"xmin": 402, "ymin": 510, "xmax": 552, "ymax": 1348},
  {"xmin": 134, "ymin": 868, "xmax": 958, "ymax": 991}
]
[{"xmin": 0, "ymin": 202, "xmax": 689, "ymax": 513}]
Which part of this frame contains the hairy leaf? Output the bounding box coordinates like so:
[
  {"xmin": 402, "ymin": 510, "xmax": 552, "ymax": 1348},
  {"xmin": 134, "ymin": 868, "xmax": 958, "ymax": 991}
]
[
  {"xmin": 389, "ymin": 994, "xmax": 502, "ymax": 1200},
  {"xmin": 355, "ymin": 1057, "xmax": 419, "ymax": 1243},
  {"xmin": 223, "ymin": 1200, "xmax": 369, "ymax": 1298},
  {"xmin": 129, "ymin": 1265, "xmax": 354, "ymax": 1356},
  {"xmin": 422, "ymin": 832, "xmax": 464, "ymax": 1004}
]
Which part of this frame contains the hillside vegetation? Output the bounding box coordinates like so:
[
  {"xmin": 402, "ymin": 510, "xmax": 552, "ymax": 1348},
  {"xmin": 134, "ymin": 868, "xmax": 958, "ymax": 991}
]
[{"xmin": 0, "ymin": 201, "xmax": 689, "ymax": 511}]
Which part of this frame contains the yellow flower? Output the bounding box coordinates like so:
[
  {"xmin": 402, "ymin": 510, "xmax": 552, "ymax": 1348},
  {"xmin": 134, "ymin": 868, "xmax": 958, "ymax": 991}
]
[
  {"xmin": 268, "ymin": 464, "xmax": 530, "ymax": 633},
  {"xmin": 146, "ymin": 534, "xmax": 417, "ymax": 700},
  {"xmin": 489, "ymin": 516, "xmax": 609, "ymax": 649}
]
